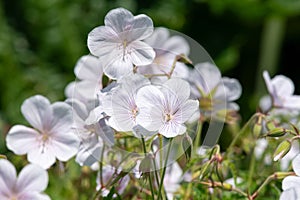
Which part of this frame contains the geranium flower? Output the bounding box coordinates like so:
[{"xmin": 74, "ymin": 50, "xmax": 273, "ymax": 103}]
[
  {"xmin": 66, "ymin": 99, "xmax": 114, "ymax": 168},
  {"xmin": 280, "ymin": 154, "xmax": 300, "ymax": 200},
  {"xmin": 0, "ymin": 159, "xmax": 50, "ymax": 200},
  {"xmin": 261, "ymin": 71, "xmax": 300, "ymax": 111},
  {"xmin": 65, "ymin": 55, "xmax": 103, "ymax": 101},
  {"xmin": 88, "ymin": 8, "xmax": 155, "ymax": 79},
  {"xmin": 6, "ymin": 95, "xmax": 80, "ymax": 169},
  {"xmin": 136, "ymin": 78, "xmax": 199, "ymax": 138},
  {"xmin": 188, "ymin": 62, "xmax": 241, "ymax": 122},
  {"xmin": 137, "ymin": 27, "xmax": 190, "ymax": 83}
]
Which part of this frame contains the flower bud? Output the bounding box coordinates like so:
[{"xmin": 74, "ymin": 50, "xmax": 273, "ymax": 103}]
[
  {"xmin": 265, "ymin": 127, "xmax": 286, "ymax": 137},
  {"xmin": 266, "ymin": 120, "xmax": 277, "ymax": 131},
  {"xmin": 273, "ymin": 140, "xmax": 291, "ymax": 161},
  {"xmin": 274, "ymin": 171, "xmax": 295, "ymax": 179},
  {"xmin": 252, "ymin": 115, "xmax": 263, "ymax": 137}
]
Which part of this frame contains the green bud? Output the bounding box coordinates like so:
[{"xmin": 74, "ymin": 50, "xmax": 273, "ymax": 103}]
[
  {"xmin": 274, "ymin": 171, "xmax": 295, "ymax": 179},
  {"xmin": 252, "ymin": 116, "xmax": 263, "ymax": 137},
  {"xmin": 273, "ymin": 140, "xmax": 291, "ymax": 161},
  {"xmin": 266, "ymin": 127, "xmax": 286, "ymax": 137},
  {"xmin": 176, "ymin": 54, "xmax": 193, "ymax": 65},
  {"xmin": 222, "ymin": 182, "xmax": 233, "ymax": 190},
  {"xmin": 266, "ymin": 120, "xmax": 277, "ymax": 131}
]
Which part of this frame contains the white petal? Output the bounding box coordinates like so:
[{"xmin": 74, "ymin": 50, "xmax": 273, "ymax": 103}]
[
  {"xmin": 283, "ymin": 95, "xmax": 300, "ymax": 110},
  {"xmin": 272, "ymin": 75, "xmax": 295, "ymax": 96},
  {"xmin": 159, "ymin": 123, "xmax": 186, "ymax": 138},
  {"xmin": 85, "ymin": 106, "xmax": 105, "ymax": 125},
  {"xmin": 259, "ymin": 95, "xmax": 272, "ymax": 112},
  {"xmin": 65, "ymin": 98, "xmax": 89, "ymax": 121},
  {"xmin": 49, "ymin": 102, "xmax": 73, "ymax": 134},
  {"xmin": 174, "ymin": 100, "xmax": 199, "ymax": 123},
  {"xmin": 145, "ymin": 27, "xmax": 169, "ymax": 47},
  {"xmin": 129, "ymin": 41, "xmax": 155, "ymax": 66},
  {"xmin": 136, "ymin": 85, "xmax": 164, "ymax": 131},
  {"xmin": 280, "ymin": 187, "xmax": 300, "ymax": 200},
  {"xmin": 27, "ymin": 147, "xmax": 56, "ymax": 169},
  {"xmin": 64, "ymin": 81, "xmax": 76, "ymax": 99},
  {"xmin": 104, "ymin": 8, "xmax": 134, "ymax": 33},
  {"xmin": 16, "ymin": 164, "xmax": 48, "ymax": 193},
  {"xmin": 21, "ymin": 95, "xmax": 51, "ymax": 131},
  {"xmin": 103, "ymin": 57, "xmax": 133, "ymax": 80},
  {"xmin": 162, "ymin": 35, "xmax": 190, "ymax": 56},
  {"xmin": 87, "ymin": 26, "xmax": 120, "ymax": 57},
  {"xmin": 263, "ymin": 71, "xmax": 274, "ymax": 95},
  {"xmin": 73, "ymin": 80, "xmax": 100, "ymax": 100},
  {"xmin": 193, "ymin": 63, "xmax": 221, "ymax": 94},
  {"xmin": 18, "ymin": 192, "xmax": 51, "ymax": 200},
  {"xmin": 292, "ymin": 154, "xmax": 300, "ymax": 176},
  {"xmin": 0, "ymin": 159, "xmax": 16, "ymax": 196},
  {"xmin": 162, "ymin": 78, "xmax": 191, "ymax": 107},
  {"xmin": 6, "ymin": 125, "xmax": 40, "ymax": 155},
  {"xmin": 74, "ymin": 55, "xmax": 103, "ymax": 81},
  {"xmin": 51, "ymin": 132, "xmax": 79, "ymax": 161},
  {"xmin": 220, "ymin": 77, "xmax": 242, "ymax": 101},
  {"xmin": 128, "ymin": 14, "xmax": 153, "ymax": 41},
  {"xmin": 282, "ymin": 176, "xmax": 300, "ymax": 190},
  {"xmin": 132, "ymin": 125, "xmax": 157, "ymax": 138}
]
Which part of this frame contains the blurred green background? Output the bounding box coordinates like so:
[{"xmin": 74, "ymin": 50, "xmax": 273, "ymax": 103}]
[
  {"xmin": 1, "ymin": 1, "xmax": 300, "ymax": 198},
  {"xmin": 1, "ymin": 0, "xmax": 300, "ymax": 157}
]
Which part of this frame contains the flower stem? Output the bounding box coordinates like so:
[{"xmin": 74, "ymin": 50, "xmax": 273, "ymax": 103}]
[
  {"xmin": 157, "ymin": 138, "xmax": 173, "ymax": 200},
  {"xmin": 141, "ymin": 137, "xmax": 155, "ymax": 200}
]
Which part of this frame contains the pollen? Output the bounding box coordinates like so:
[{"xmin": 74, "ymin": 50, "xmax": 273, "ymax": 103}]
[{"xmin": 164, "ymin": 113, "xmax": 174, "ymax": 122}]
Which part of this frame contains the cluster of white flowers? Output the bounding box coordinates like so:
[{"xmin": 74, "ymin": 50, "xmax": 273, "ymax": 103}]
[{"xmin": 5, "ymin": 6, "xmax": 300, "ymax": 200}]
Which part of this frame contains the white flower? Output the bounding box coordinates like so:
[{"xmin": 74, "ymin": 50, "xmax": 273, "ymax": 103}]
[
  {"xmin": 188, "ymin": 62, "xmax": 241, "ymax": 121},
  {"xmin": 88, "ymin": 8, "xmax": 155, "ymax": 79},
  {"xmin": 280, "ymin": 154, "xmax": 300, "ymax": 200},
  {"xmin": 136, "ymin": 78, "xmax": 199, "ymax": 138},
  {"xmin": 0, "ymin": 159, "xmax": 50, "ymax": 200},
  {"xmin": 262, "ymin": 71, "xmax": 300, "ymax": 111},
  {"xmin": 66, "ymin": 99, "xmax": 114, "ymax": 168},
  {"xmin": 96, "ymin": 165, "xmax": 130, "ymax": 197},
  {"xmin": 6, "ymin": 95, "xmax": 80, "ymax": 169},
  {"xmin": 65, "ymin": 55, "xmax": 103, "ymax": 101},
  {"xmin": 137, "ymin": 27, "xmax": 190, "ymax": 83}
]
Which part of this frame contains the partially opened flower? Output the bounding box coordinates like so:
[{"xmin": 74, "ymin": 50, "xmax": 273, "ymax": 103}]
[
  {"xmin": 188, "ymin": 62, "xmax": 241, "ymax": 122},
  {"xmin": 0, "ymin": 159, "xmax": 50, "ymax": 200},
  {"xmin": 262, "ymin": 71, "xmax": 300, "ymax": 111},
  {"xmin": 137, "ymin": 27, "xmax": 190, "ymax": 83},
  {"xmin": 136, "ymin": 78, "xmax": 199, "ymax": 138},
  {"xmin": 88, "ymin": 8, "xmax": 155, "ymax": 79},
  {"xmin": 6, "ymin": 95, "xmax": 80, "ymax": 169},
  {"xmin": 65, "ymin": 55, "xmax": 103, "ymax": 101},
  {"xmin": 280, "ymin": 154, "xmax": 300, "ymax": 200}
]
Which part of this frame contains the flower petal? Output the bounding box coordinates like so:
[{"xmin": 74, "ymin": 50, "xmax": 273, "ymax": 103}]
[
  {"xmin": 292, "ymin": 154, "xmax": 300, "ymax": 176},
  {"xmin": 282, "ymin": 176, "xmax": 300, "ymax": 190},
  {"xmin": 128, "ymin": 14, "xmax": 153, "ymax": 41},
  {"xmin": 162, "ymin": 35, "xmax": 190, "ymax": 56},
  {"xmin": 280, "ymin": 187, "xmax": 300, "ymax": 200},
  {"xmin": 103, "ymin": 57, "xmax": 133, "ymax": 80},
  {"xmin": 0, "ymin": 159, "xmax": 16, "ymax": 197},
  {"xmin": 51, "ymin": 131, "xmax": 79, "ymax": 161},
  {"xmin": 263, "ymin": 71, "xmax": 274, "ymax": 95},
  {"xmin": 174, "ymin": 99, "xmax": 199, "ymax": 124},
  {"xmin": 104, "ymin": 8, "xmax": 134, "ymax": 33},
  {"xmin": 272, "ymin": 75, "xmax": 294, "ymax": 96},
  {"xmin": 18, "ymin": 192, "xmax": 51, "ymax": 200},
  {"xmin": 220, "ymin": 77, "xmax": 242, "ymax": 101},
  {"xmin": 27, "ymin": 147, "xmax": 56, "ymax": 169},
  {"xmin": 193, "ymin": 63, "xmax": 221, "ymax": 95},
  {"xmin": 129, "ymin": 41, "xmax": 155, "ymax": 66},
  {"xmin": 159, "ymin": 123, "xmax": 186, "ymax": 138},
  {"xmin": 49, "ymin": 102, "xmax": 73, "ymax": 134},
  {"xmin": 21, "ymin": 95, "xmax": 51, "ymax": 131},
  {"xmin": 87, "ymin": 26, "xmax": 120, "ymax": 57},
  {"xmin": 6, "ymin": 125, "xmax": 40, "ymax": 155},
  {"xmin": 16, "ymin": 164, "xmax": 48, "ymax": 193},
  {"xmin": 74, "ymin": 55, "xmax": 103, "ymax": 81},
  {"xmin": 145, "ymin": 27, "xmax": 169, "ymax": 47},
  {"xmin": 283, "ymin": 95, "xmax": 300, "ymax": 110}
]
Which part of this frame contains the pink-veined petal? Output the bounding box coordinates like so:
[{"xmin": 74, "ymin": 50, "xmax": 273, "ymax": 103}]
[
  {"xmin": 6, "ymin": 125, "xmax": 40, "ymax": 155},
  {"xmin": 21, "ymin": 95, "xmax": 51, "ymax": 131},
  {"xmin": 16, "ymin": 164, "xmax": 48, "ymax": 193},
  {"xmin": 87, "ymin": 26, "xmax": 120, "ymax": 57},
  {"xmin": 159, "ymin": 122, "xmax": 186, "ymax": 138},
  {"xmin": 129, "ymin": 41, "xmax": 155, "ymax": 66},
  {"xmin": 104, "ymin": 8, "xmax": 134, "ymax": 33},
  {"xmin": 174, "ymin": 99, "xmax": 199, "ymax": 124},
  {"xmin": 0, "ymin": 159, "xmax": 16, "ymax": 197},
  {"xmin": 103, "ymin": 57, "xmax": 133, "ymax": 80}
]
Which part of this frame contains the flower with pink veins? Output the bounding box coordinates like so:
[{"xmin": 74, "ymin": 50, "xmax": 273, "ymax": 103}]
[
  {"xmin": 136, "ymin": 78, "xmax": 199, "ymax": 138},
  {"xmin": 6, "ymin": 95, "xmax": 80, "ymax": 169},
  {"xmin": 0, "ymin": 159, "xmax": 50, "ymax": 200}
]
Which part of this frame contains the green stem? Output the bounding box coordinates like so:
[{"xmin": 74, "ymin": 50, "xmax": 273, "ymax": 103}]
[
  {"xmin": 193, "ymin": 121, "xmax": 203, "ymax": 158},
  {"xmin": 141, "ymin": 137, "xmax": 155, "ymax": 200},
  {"xmin": 247, "ymin": 149, "xmax": 256, "ymax": 194},
  {"xmin": 158, "ymin": 138, "xmax": 173, "ymax": 200}
]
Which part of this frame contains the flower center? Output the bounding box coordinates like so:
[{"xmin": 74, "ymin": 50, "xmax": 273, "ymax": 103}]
[
  {"xmin": 41, "ymin": 133, "xmax": 49, "ymax": 142},
  {"xmin": 164, "ymin": 113, "xmax": 173, "ymax": 122},
  {"xmin": 131, "ymin": 107, "xmax": 138, "ymax": 119},
  {"xmin": 199, "ymin": 97, "xmax": 213, "ymax": 111},
  {"xmin": 122, "ymin": 39, "xmax": 128, "ymax": 60}
]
